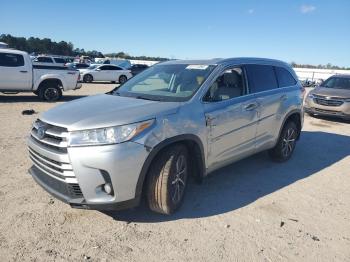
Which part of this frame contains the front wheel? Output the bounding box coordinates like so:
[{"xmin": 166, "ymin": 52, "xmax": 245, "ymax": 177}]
[
  {"xmin": 147, "ymin": 145, "xmax": 189, "ymax": 215},
  {"xmin": 269, "ymin": 121, "xmax": 298, "ymax": 162}
]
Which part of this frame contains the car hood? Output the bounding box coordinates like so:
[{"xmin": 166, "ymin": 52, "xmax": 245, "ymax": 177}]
[
  {"xmin": 311, "ymin": 87, "xmax": 350, "ymax": 99},
  {"xmin": 40, "ymin": 94, "xmax": 181, "ymax": 131}
]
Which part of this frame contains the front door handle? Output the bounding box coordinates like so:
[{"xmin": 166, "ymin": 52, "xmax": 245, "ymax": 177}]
[
  {"xmin": 20, "ymin": 70, "xmax": 28, "ymax": 73},
  {"xmin": 244, "ymin": 103, "xmax": 258, "ymax": 111}
]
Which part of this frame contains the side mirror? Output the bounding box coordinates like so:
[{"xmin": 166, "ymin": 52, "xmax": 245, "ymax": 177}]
[{"xmin": 96, "ymin": 68, "xmax": 101, "ymax": 71}]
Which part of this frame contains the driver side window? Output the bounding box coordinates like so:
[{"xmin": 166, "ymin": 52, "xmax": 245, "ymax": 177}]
[{"xmin": 204, "ymin": 67, "xmax": 246, "ymax": 102}]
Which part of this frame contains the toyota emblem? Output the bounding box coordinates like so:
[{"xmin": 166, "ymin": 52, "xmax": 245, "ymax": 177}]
[{"xmin": 37, "ymin": 126, "xmax": 46, "ymax": 139}]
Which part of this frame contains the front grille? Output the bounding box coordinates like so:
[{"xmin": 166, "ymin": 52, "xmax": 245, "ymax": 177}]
[
  {"xmin": 28, "ymin": 147, "xmax": 75, "ymax": 182},
  {"xmin": 28, "ymin": 119, "xmax": 83, "ymax": 199},
  {"xmin": 313, "ymin": 95, "xmax": 344, "ymax": 107},
  {"xmin": 30, "ymin": 120, "xmax": 68, "ymax": 153}
]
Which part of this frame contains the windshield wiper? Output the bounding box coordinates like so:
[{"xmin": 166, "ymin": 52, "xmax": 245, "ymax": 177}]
[{"xmin": 135, "ymin": 95, "xmax": 162, "ymax": 101}]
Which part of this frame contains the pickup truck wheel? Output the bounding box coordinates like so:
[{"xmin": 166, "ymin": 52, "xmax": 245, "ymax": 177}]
[
  {"xmin": 119, "ymin": 75, "xmax": 127, "ymax": 84},
  {"xmin": 147, "ymin": 144, "xmax": 189, "ymax": 215},
  {"xmin": 83, "ymin": 74, "xmax": 93, "ymax": 83},
  {"xmin": 39, "ymin": 86, "xmax": 62, "ymax": 102},
  {"xmin": 269, "ymin": 121, "xmax": 298, "ymax": 162}
]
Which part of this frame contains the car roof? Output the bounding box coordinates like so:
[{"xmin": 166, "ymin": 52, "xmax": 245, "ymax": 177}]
[
  {"xmin": 0, "ymin": 49, "xmax": 28, "ymax": 55},
  {"xmin": 160, "ymin": 57, "xmax": 291, "ymax": 67}
]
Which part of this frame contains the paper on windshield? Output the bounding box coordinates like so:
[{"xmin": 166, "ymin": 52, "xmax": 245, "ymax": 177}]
[{"xmin": 186, "ymin": 65, "xmax": 209, "ymax": 70}]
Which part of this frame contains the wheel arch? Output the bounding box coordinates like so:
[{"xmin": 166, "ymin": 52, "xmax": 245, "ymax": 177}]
[
  {"xmin": 34, "ymin": 76, "xmax": 65, "ymax": 91},
  {"xmin": 37, "ymin": 78, "xmax": 63, "ymax": 91},
  {"xmin": 278, "ymin": 110, "xmax": 303, "ymax": 141},
  {"xmin": 135, "ymin": 134, "xmax": 206, "ymax": 200}
]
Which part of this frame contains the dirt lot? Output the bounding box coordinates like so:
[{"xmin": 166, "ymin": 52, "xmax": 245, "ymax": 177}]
[{"xmin": 0, "ymin": 84, "xmax": 349, "ymax": 262}]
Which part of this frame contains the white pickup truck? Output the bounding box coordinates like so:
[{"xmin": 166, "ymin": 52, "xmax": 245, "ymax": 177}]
[{"xmin": 0, "ymin": 49, "xmax": 82, "ymax": 101}]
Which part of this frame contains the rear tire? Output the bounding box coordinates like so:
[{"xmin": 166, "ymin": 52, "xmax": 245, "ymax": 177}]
[
  {"xmin": 269, "ymin": 121, "xmax": 298, "ymax": 162},
  {"xmin": 38, "ymin": 85, "xmax": 62, "ymax": 102},
  {"xmin": 83, "ymin": 74, "xmax": 93, "ymax": 83},
  {"xmin": 147, "ymin": 144, "xmax": 189, "ymax": 215},
  {"xmin": 119, "ymin": 75, "xmax": 127, "ymax": 84}
]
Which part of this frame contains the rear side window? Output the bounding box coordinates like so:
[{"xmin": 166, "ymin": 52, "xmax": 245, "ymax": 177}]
[
  {"xmin": 275, "ymin": 67, "xmax": 297, "ymax": 87},
  {"xmin": 0, "ymin": 53, "xmax": 25, "ymax": 67},
  {"xmin": 246, "ymin": 64, "xmax": 278, "ymax": 93}
]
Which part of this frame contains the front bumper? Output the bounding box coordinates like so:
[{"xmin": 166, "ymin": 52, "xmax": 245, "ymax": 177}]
[
  {"xmin": 304, "ymin": 97, "xmax": 350, "ymax": 120},
  {"xmin": 29, "ymin": 166, "xmax": 139, "ymax": 210},
  {"xmin": 28, "ymin": 135, "xmax": 150, "ymax": 210}
]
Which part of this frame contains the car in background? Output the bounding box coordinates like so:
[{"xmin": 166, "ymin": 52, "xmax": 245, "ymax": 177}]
[
  {"xmin": 93, "ymin": 59, "xmax": 132, "ymax": 69},
  {"xmin": 130, "ymin": 64, "xmax": 149, "ymax": 75},
  {"xmin": 0, "ymin": 49, "xmax": 81, "ymax": 101},
  {"xmin": 80, "ymin": 64, "xmax": 132, "ymax": 84},
  {"xmin": 33, "ymin": 56, "xmax": 67, "ymax": 67},
  {"xmin": 65, "ymin": 62, "xmax": 90, "ymax": 70},
  {"xmin": 304, "ymin": 75, "xmax": 350, "ymax": 120}
]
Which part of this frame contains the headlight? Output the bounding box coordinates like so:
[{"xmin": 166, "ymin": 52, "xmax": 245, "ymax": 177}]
[
  {"xmin": 307, "ymin": 93, "xmax": 314, "ymax": 99},
  {"xmin": 68, "ymin": 119, "xmax": 154, "ymax": 146}
]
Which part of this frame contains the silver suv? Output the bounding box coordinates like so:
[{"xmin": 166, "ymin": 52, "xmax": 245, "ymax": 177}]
[{"xmin": 28, "ymin": 58, "xmax": 304, "ymax": 215}]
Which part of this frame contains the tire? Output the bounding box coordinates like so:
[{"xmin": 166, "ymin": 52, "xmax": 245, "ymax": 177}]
[
  {"xmin": 119, "ymin": 75, "xmax": 127, "ymax": 84},
  {"xmin": 147, "ymin": 144, "xmax": 189, "ymax": 215},
  {"xmin": 269, "ymin": 121, "xmax": 298, "ymax": 162},
  {"xmin": 38, "ymin": 85, "xmax": 62, "ymax": 102},
  {"xmin": 83, "ymin": 74, "xmax": 93, "ymax": 83}
]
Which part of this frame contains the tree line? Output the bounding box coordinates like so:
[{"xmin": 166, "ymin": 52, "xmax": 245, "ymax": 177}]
[
  {"xmin": 0, "ymin": 34, "xmax": 168, "ymax": 61},
  {"xmin": 290, "ymin": 62, "xmax": 349, "ymax": 70},
  {"xmin": 1, "ymin": 34, "xmax": 348, "ymax": 67}
]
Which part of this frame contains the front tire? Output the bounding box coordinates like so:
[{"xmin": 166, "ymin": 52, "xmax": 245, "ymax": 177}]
[
  {"xmin": 147, "ymin": 145, "xmax": 189, "ymax": 215},
  {"xmin": 269, "ymin": 121, "xmax": 298, "ymax": 162}
]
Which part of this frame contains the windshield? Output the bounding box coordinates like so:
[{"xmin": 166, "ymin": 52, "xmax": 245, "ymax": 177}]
[
  {"xmin": 112, "ymin": 63, "xmax": 216, "ymax": 102},
  {"xmin": 321, "ymin": 77, "xmax": 350, "ymax": 90}
]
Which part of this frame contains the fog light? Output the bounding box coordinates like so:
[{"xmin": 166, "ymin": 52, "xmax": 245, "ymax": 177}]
[{"xmin": 103, "ymin": 183, "xmax": 113, "ymax": 195}]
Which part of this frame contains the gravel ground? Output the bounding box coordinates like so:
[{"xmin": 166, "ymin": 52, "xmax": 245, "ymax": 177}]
[{"xmin": 0, "ymin": 84, "xmax": 349, "ymax": 262}]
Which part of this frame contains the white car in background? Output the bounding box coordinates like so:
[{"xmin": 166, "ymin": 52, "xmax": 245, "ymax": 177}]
[
  {"xmin": 32, "ymin": 56, "xmax": 67, "ymax": 67},
  {"xmin": 80, "ymin": 64, "xmax": 132, "ymax": 84}
]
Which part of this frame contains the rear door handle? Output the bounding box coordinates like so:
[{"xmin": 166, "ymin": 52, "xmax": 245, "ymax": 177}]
[
  {"xmin": 244, "ymin": 103, "xmax": 258, "ymax": 111},
  {"xmin": 20, "ymin": 70, "xmax": 28, "ymax": 73}
]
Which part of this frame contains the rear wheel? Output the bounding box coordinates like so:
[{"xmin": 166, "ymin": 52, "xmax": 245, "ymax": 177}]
[
  {"xmin": 38, "ymin": 85, "xmax": 62, "ymax": 102},
  {"xmin": 147, "ymin": 145, "xmax": 189, "ymax": 215},
  {"xmin": 83, "ymin": 74, "xmax": 93, "ymax": 83},
  {"xmin": 119, "ymin": 75, "xmax": 127, "ymax": 84},
  {"xmin": 269, "ymin": 121, "xmax": 298, "ymax": 162}
]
